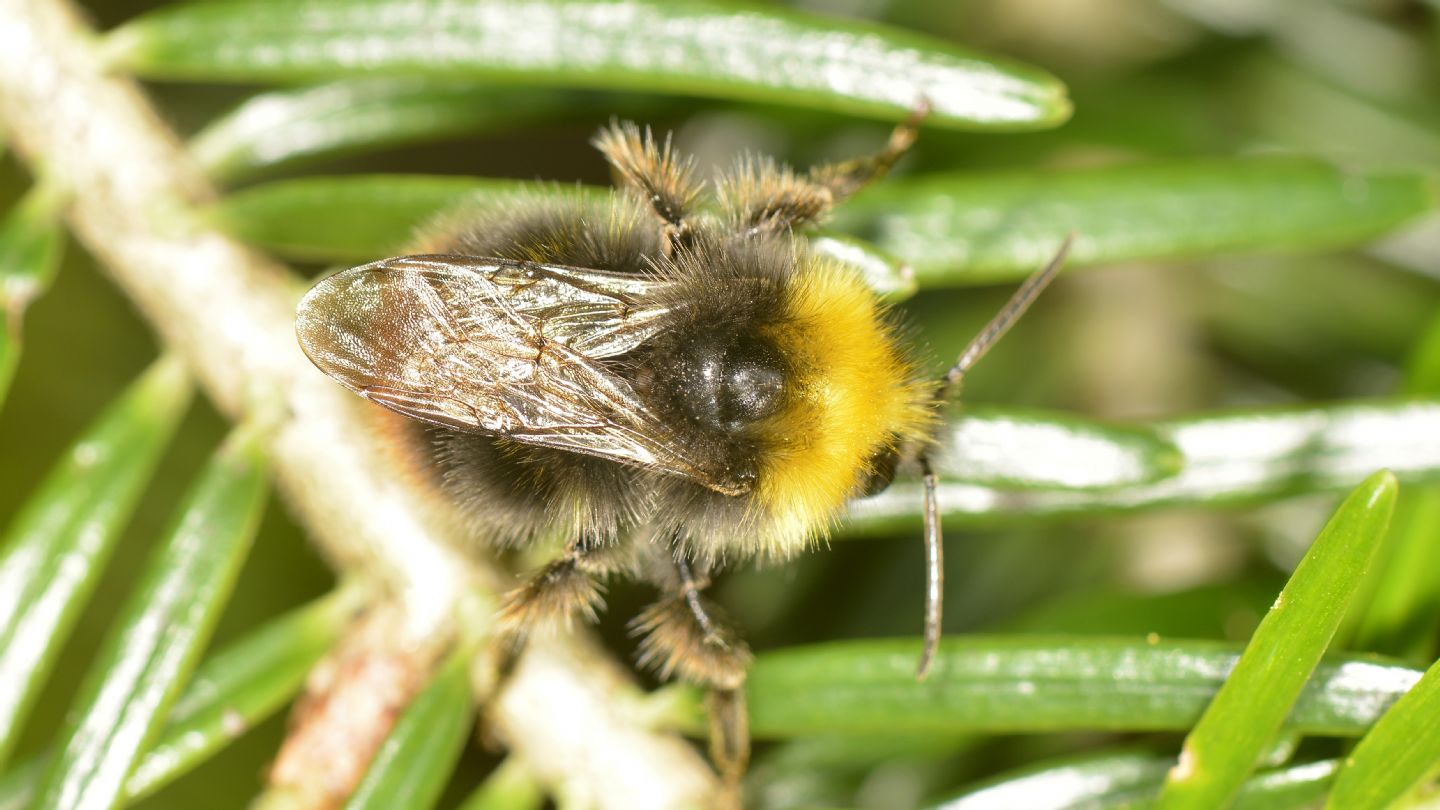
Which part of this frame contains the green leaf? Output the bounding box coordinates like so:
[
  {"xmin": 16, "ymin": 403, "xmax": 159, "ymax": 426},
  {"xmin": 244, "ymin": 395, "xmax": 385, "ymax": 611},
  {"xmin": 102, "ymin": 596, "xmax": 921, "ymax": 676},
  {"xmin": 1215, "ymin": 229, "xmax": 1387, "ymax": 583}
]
[
  {"xmin": 1345, "ymin": 309, "xmax": 1440, "ymax": 658},
  {"xmin": 0, "ymin": 184, "xmax": 65, "ymax": 410},
  {"xmin": 1006, "ymin": 582, "xmax": 1278, "ymax": 640},
  {"xmin": 1227, "ymin": 761, "xmax": 1342, "ymax": 810},
  {"xmin": 31, "ymin": 426, "xmax": 270, "ymax": 810},
  {"xmin": 1403, "ymin": 308, "xmax": 1440, "ymax": 396},
  {"xmin": 344, "ymin": 645, "xmax": 476, "ymax": 810},
  {"xmin": 1240, "ymin": 54, "xmax": 1440, "ymax": 170},
  {"xmin": 1346, "ymin": 489, "xmax": 1440, "ymax": 658},
  {"xmin": 749, "ymin": 733, "xmax": 974, "ymax": 808},
  {"xmin": 934, "ymin": 405, "xmax": 1182, "ymax": 491},
  {"xmin": 207, "ymin": 175, "xmax": 564, "ymax": 262},
  {"xmin": 1326, "ymin": 654, "xmax": 1440, "ymax": 809},
  {"xmin": 0, "ymin": 356, "xmax": 191, "ymax": 769},
  {"xmin": 1155, "ymin": 471, "xmax": 1398, "ymax": 810},
  {"xmin": 0, "ymin": 759, "xmax": 40, "ymax": 810},
  {"xmin": 456, "ymin": 758, "xmax": 544, "ymax": 810},
  {"xmin": 106, "ymin": 0, "xmax": 1070, "ymax": 131},
  {"xmin": 0, "ymin": 587, "xmax": 356, "ymax": 810},
  {"xmin": 125, "ymin": 585, "xmax": 356, "ymax": 801},
  {"xmin": 191, "ymin": 79, "xmax": 597, "ymax": 184},
  {"xmin": 927, "ymin": 752, "xmax": 1175, "ymax": 809},
  {"xmin": 208, "ymin": 159, "xmax": 1436, "ymax": 298},
  {"xmin": 664, "ymin": 637, "xmax": 1422, "ymax": 739},
  {"xmin": 929, "ymin": 753, "xmax": 1337, "ymax": 810},
  {"xmin": 830, "ymin": 157, "xmax": 1438, "ymax": 285},
  {"xmin": 848, "ymin": 397, "xmax": 1440, "ymax": 529},
  {"xmin": 759, "ymin": 733, "xmax": 975, "ymax": 774},
  {"xmin": 207, "ymin": 175, "xmax": 919, "ymax": 298}
]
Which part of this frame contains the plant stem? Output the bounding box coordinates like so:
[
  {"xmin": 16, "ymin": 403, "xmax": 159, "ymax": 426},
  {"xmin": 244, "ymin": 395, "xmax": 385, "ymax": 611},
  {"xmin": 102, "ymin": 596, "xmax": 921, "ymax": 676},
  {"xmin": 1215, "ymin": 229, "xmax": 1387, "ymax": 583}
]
[{"xmin": 0, "ymin": 0, "xmax": 715, "ymax": 807}]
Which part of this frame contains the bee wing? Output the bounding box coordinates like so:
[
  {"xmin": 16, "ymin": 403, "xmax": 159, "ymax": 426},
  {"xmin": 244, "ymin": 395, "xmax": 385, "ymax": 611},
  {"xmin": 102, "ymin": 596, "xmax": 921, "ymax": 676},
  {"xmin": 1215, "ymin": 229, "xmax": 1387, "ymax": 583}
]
[{"xmin": 296, "ymin": 255, "xmax": 749, "ymax": 496}]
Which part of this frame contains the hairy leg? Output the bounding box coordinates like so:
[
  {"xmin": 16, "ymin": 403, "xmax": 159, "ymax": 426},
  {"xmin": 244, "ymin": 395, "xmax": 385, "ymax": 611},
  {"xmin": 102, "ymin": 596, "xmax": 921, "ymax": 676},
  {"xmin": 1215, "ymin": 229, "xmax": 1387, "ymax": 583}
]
[
  {"xmin": 496, "ymin": 534, "xmax": 615, "ymax": 638},
  {"xmin": 719, "ymin": 101, "xmax": 929, "ymax": 236},
  {"xmin": 633, "ymin": 555, "xmax": 753, "ymax": 789},
  {"xmin": 592, "ymin": 120, "xmax": 704, "ymax": 255}
]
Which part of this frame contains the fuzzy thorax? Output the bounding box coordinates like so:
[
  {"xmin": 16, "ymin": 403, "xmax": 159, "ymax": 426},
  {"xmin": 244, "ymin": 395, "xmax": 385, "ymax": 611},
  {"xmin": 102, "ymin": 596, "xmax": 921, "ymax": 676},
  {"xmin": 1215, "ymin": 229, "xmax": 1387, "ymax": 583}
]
[{"xmin": 747, "ymin": 257, "xmax": 933, "ymax": 558}]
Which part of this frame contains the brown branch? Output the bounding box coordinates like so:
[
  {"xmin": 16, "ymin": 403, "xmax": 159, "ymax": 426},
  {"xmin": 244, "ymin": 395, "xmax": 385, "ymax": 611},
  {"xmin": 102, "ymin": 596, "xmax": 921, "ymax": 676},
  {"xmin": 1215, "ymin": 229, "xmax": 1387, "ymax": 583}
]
[
  {"xmin": 264, "ymin": 606, "xmax": 436, "ymax": 810},
  {"xmin": 0, "ymin": 0, "xmax": 716, "ymax": 807}
]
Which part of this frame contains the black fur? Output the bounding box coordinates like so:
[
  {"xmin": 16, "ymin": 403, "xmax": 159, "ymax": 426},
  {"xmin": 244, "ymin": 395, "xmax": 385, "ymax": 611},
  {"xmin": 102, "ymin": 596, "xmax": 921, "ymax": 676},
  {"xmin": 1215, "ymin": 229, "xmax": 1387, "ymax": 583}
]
[
  {"xmin": 630, "ymin": 232, "xmax": 795, "ymax": 489},
  {"xmin": 410, "ymin": 190, "xmax": 803, "ymax": 555},
  {"xmin": 411, "ymin": 191, "xmax": 658, "ymax": 547},
  {"xmin": 425, "ymin": 188, "xmax": 659, "ymax": 273}
]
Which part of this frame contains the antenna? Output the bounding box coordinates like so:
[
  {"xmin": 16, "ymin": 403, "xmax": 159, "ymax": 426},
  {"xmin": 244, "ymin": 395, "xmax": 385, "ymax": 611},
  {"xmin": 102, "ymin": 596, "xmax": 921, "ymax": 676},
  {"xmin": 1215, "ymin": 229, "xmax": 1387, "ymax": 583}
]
[{"xmin": 915, "ymin": 233, "xmax": 1076, "ymax": 681}]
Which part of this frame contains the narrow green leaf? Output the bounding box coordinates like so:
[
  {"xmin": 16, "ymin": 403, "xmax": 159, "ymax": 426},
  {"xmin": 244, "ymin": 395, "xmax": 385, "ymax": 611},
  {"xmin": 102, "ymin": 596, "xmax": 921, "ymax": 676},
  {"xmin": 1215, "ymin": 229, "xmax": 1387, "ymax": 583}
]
[
  {"xmin": 1007, "ymin": 582, "xmax": 1277, "ymax": 640},
  {"xmin": 191, "ymin": 80, "xmax": 594, "ymax": 184},
  {"xmin": 934, "ymin": 405, "xmax": 1182, "ymax": 491},
  {"xmin": 0, "ymin": 587, "xmax": 357, "ymax": 810},
  {"xmin": 0, "ymin": 355, "xmax": 191, "ymax": 769},
  {"xmin": 0, "ymin": 184, "xmax": 66, "ymax": 409},
  {"xmin": 208, "ymin": 175, "xmax": 919, "ymax": 298},
  {"xmin": 1240, "ymin": 54, "xmax": 1440, "ymax": 170},
  {"xmin": 0, "ymin": 760, "xmax": 37, "ymax": 810},
  {"xmin": 848, "ymin": 397, "xmax": 1440, "ymax": 529},
  {"xmin": 1347, "ymin": 490, "xmax": 1440, "ymax": 658},
  {"xmin": 930, "ymin": 752, "xmax": 1174, "ymax": 809},
  {"xmin": 759, "ymin": 733, "xmax": 974, "ymax": 774},
  {"xmin": 1155, "ymin": 470, "xmax": 1398, "ymax": 810},
  {"xmin": 930, "ymin": 754, "xmax": 1338, "ymax": 810},
  {"xmin": 1403, "ymin": 308, "xmax": 1440, "ymax": 396},
  {"xmin": 1227, "ymin": 761, "xmax": 1342, "ymax": 810},
  {"xmin": 207, "ymin": 175, "xmax": 563, "ymax": 261},
  {"xmin": 1346, "ymin": 309, "xmax": 1440, "ymax": 658},
  {"xmin": 107, "ymin": 0, "xmax": 1070, "ymax": 131},
  {"xmin": 344, "ymin": 645, "xmax": 476, "ymax": 810},
  {"xmin": 748, "ymin": 733, "xmax": 973, "ymax": 810},
  {"xmin": 205, "ymin": 158, "xmax": 1440, "ymax": 292},
  {"xmin": 830, "ymin": 157, "xmax": 1438, "ymax": 285},
  {"xmin": 665, "ymin": 637, "xmax": 1422, "ymax": 739},
  {"xmin": 456, "ymin": 758, "xmax": 544, "ymax": 810},
  {"xmin": 31, "ymin": 427, "xmax": 270, "ymax": 810},
  {"xmin": 1327, "ymin": 654, "xmax": 1440, "ymax": 809},
  {"xmin": 124, "ymin": 585, "xmax": 357, "ymax": 801}
]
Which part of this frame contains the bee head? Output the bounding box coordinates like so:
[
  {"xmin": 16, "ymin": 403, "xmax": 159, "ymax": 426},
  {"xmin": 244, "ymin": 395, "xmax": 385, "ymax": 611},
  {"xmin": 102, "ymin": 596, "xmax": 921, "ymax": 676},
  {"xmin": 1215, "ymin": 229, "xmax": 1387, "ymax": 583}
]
[{"xmin": 640, "ymin": 235, "xmax": 935, "ymax": 559}]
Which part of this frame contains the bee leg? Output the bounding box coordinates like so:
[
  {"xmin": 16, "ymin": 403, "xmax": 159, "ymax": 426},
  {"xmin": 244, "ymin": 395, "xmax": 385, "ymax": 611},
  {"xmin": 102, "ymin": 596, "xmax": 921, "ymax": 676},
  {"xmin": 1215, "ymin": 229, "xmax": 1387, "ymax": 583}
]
[
  {"xmin": 633, "ymin": 557, "xmax": 753, "ymax": 789},
  {"xmin": 496, "ymin": 534, "xmax": 610, "ymax": 639},
  {"xmin": 708, "ymin": 686, "xmax": 749, "ymax": 808},
  {"xmin": 591, "ymin": 120, "xmax": 703, "ymax": 254},
  {"xmin": 807, "ymin": 99, "xmax": 929, "ymax": 202},
  {"xmin": 721, "ymin": 101, "xmax": 928, "ymax": 236},
  {"xmin": 916, "ymin": 453, "xmax": 943, "ymax": 681},
  {"xmin": 475, "ymin": 537, "xmax": 614, "ymax": 750}
]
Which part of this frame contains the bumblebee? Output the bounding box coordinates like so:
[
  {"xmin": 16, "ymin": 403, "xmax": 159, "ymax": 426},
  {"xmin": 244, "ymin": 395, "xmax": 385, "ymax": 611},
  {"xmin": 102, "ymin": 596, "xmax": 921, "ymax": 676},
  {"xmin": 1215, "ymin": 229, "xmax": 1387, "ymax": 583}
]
[{"xmin": 295, "ymin": 112, "xmax": 1066, "ymax": 786}]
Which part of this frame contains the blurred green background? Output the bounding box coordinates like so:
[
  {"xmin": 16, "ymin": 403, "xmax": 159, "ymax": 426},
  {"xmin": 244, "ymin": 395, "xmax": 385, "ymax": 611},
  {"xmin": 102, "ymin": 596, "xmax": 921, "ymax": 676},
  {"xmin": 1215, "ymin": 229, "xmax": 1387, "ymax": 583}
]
[{"xmin": 3, "ymin": 0, "xmax": 1440, "ymax": 808}]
